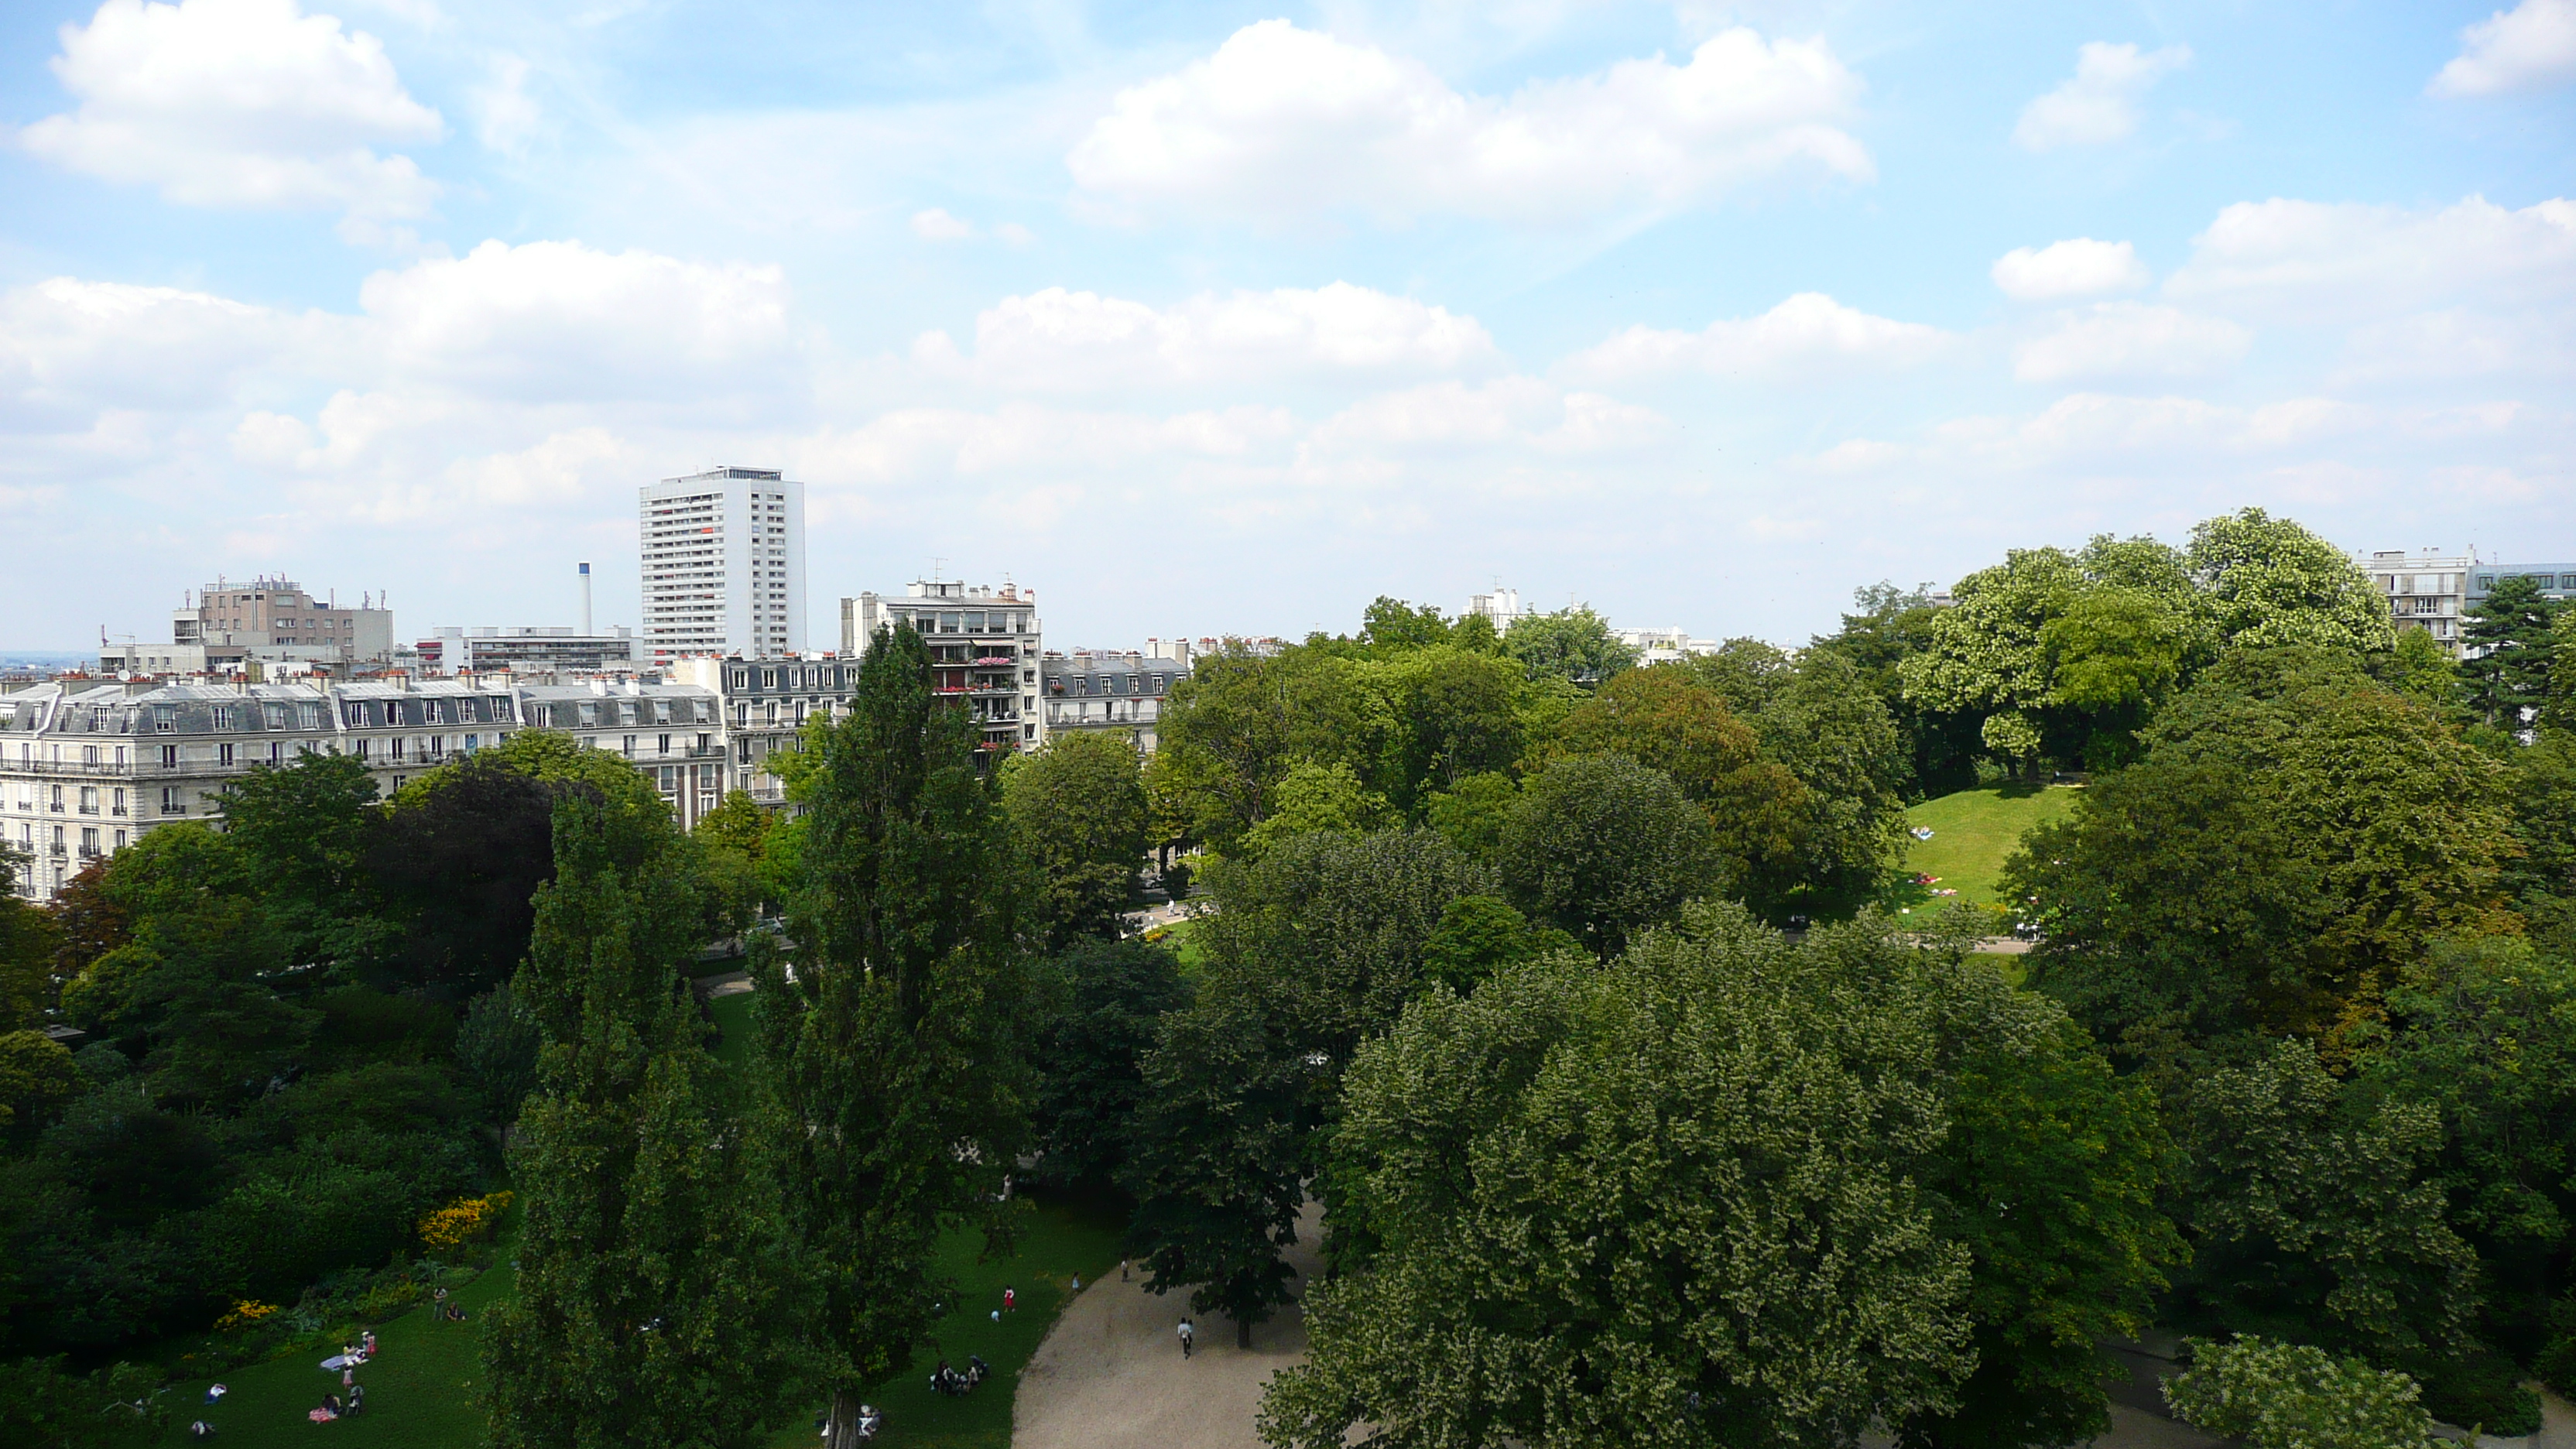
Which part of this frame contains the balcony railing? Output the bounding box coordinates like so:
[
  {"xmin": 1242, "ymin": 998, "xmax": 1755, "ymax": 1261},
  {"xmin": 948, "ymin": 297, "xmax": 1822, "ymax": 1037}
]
[{"xmin": 2, "ymin": 759, "xmax": 139, "ymax": 777}]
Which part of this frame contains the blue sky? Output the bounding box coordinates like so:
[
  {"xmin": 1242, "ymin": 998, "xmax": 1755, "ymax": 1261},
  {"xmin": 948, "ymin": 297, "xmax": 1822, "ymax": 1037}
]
[{"xmin": 2, "ymin": 0, "xmax": 2570, "ymax": 652}]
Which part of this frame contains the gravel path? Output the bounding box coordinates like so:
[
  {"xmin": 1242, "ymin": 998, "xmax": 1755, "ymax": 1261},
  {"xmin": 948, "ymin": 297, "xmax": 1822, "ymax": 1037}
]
[{"xmin": 1012, "ymin": 1201, "xmax": 1324, "ymax": 1449}]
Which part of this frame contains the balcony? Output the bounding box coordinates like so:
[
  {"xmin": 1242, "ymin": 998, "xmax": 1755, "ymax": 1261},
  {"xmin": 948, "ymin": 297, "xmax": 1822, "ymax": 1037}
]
[{"xmin": 4, "ymin": 758, "xmax": 138, "ymax": 777}]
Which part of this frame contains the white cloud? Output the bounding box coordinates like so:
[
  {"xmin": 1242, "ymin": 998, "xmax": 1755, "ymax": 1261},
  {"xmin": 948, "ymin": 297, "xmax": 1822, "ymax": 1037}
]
[
  {"xmin": 2012, "ymin": 42, "xmax": 2191, "ymax": 152},
  {"xmin": 2167, "ymin": 194, "xmax": 2576, "ymax": 321},
  {"xmin": 1558, "ymin": 292, "xmax": 1947, "ymax": 382},
  {"xmin": 1067, "ymin": 19, "xmax": 1871, "ymax": 226},
  {"xmin": 0, "ymin": 276, "xmax": 331, "ymax": 420},
  {"xmin": 19, "ymin": 0, "xmax": 444, "ymax": 221},
  {"xmin": 1991, "ymin": 238, "xmax": 2150, "ymax": 300},
  {"xmin": 471, "ymin": 53, "xmax": 540, "ymax": 157},
  {"xmin": 2429, "ymin": 0, "xmax": 2576, "ymax": 96},
  {"xmin": 1307, "ymin": 377, "xmax": 1667, "ymax": 455},
  {"xmin": 2012, "ymin": 303, "xmax": 2251, "ymax": 382},
  {"xmin": 355, "ymin": 240, "xmax": 796, "ymax": 406},
  {"xmin": 913, "ymin": 283, "xmax": 1500, "ymax": 391},
  {"xmin": 911, "ymin": 207, "xmax": 978, "ymax": 242}
]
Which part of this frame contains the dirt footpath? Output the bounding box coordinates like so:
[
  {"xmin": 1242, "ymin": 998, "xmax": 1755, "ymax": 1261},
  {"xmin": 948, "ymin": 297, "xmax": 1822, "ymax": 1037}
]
[{"xmin": 1013, "ymin": 1202, "xmax": 1324, "ymax": 1449}]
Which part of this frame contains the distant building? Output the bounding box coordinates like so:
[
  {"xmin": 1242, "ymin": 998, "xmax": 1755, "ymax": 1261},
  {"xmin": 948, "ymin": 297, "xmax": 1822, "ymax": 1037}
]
[
  {"xmin": 1465, "ymin": 587, "xmax": 1532, "ymax": 635},
  {"xmin": 419, "ymin": 626, "xmax": 638, "ymax": 676},
  {"xmin": 516, "ymin": 679, "xmax": 728, "ymax": 830},
  {"xmin": 1617, "ymin": 626, "xmax": 1719, "ymax": 664},
  {"xmin": 640, "ymin": 467, "xmax": 807, "ymax": 663},
  {"xmin": 841, "ymin": 581, "xmax": 1043, "ymax": 752},
  {"xmin": 147, "ymin": 576, "xmax": 395, "ymax": 671},
  {"xmin": 1041, "ymin": 643, "xmax": 1191, "ymax": 754},
  {"xmin": 2, "ymin": 677, "xmax": 522, "ymax": 900},
  {"xmin": 2356, "ymin": 551, "xmax": 2576, "ymax": 659},
  {"xmin": 670, "ymin": 655, "xmax": 862, "ymax": 806}
]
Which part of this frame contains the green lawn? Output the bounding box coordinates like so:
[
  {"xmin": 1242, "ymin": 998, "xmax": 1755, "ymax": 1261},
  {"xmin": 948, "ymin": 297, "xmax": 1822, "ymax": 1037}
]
[
  {"xmin": 152, "ymin": 1256, "xmax": 518, "ymax": 1447},
  {"xmin": 1879, "ymin": 784, "xmax": 2082, "ymax": 923}
]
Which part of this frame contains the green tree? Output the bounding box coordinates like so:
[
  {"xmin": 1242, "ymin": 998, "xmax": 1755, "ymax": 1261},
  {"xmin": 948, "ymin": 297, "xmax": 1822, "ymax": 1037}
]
[
  {"xmin": 484, "ymin": 796, "xmax": 814, "ymax": 1449},
  {"xmin": 2380, "ymin": 626, "xmax": 2467, "ymax": 720},
  {"xmin": 1548, "ymin": 666, "xmax": 1808, "ymax": 903},
  {"xmin": 2180, "ymin": 1040, "xmax": 2475, "ymax": 1362},
  {"xmin": 1751, "ymin": 653, "xmax": 1916, "ymax": 899},
  {"xmin": 1688, "ymin": 636, "xmax": 1799, "ymax": 718},
  {"xmin": 1360, "ymin": 596, "xmax": 1453, "ymax": 653},
  {"xmin": 0, "ymin": 850, "xmax": 58, "ymax": 1031},
  {"xmin": 213, "ymin": 751, "xmax": 389, "ymax": 972},
  {"xmin": 1420, "ymin": 895, "xmax": 1549, "ymax": 994},
  {"xmin": 2164, "ymin": 1336, "xmax": 2440, "ymax": 1449},
  {"xmin": 1002, "ymin": 731, "xmax": 1149, "ymax": 950},
  {"xmin": 692, "ymin": 789, "xmax": 774, "ymax": 861},
  {"xmin": 750, "ymin": 622, "xmax": 1034, "ymax": 1446},
  {"xmin": 1423, "ymin": 772, "xmax": 1518, "ymax": 862},
  {"xmin": 1386, "ymin": 647, "xmax": 1525, "ymax": 810},
  {"xmin": 1809, "ymin": 582, "xmax": 1984, "ymax": 796},
  {"xmin": 1125, "ymin": 830, "xmax": 1494, "ymax": 1343},
  {"xmin": 1264, "ymin": 906, "xmax": 1985, "ymax": 1449},
  {"xmin": 2358, "ymin": 936, "xmax": 2576, "ymax": 1420},
  {"xmin": 2012, "ymin": 649, "xmax": 2514, "ymax": 1060},
  {"xmin": 1029, "ymin": 937, "xmax": 1188, "ymax": 1192},
  {"xmin": 1235, "ymin": 761, "xmax": 1392, "ymax": 859},
  {"xmin": 1502, "ymin": 605, "xmax": 1637, "ymax": 686},
  {"xmin": 1121, "ymin": 988, "xmax": 1310, "ymax": 1350},
  {"xmin": 1149, "ymin": 645, "xmax": 1394, "ymax": 853},
  {"xmin": 456, "ymin": 981, "xmax": 542, "ymax": 1130},
  {"xmin": 2186, "ymin": 507, "xmax": 2394, "ymax": 654},
  {"xmin": 1499, "ymin": 754, "xmax": 1722, "ymax": 957},
  {"xmin": 0, "ymin": 1356, "xmax": 165, "ymax": 1447},
  {"xmin": 2458, "ymin": 574, "xmax": 2562, "ymax": 727}
]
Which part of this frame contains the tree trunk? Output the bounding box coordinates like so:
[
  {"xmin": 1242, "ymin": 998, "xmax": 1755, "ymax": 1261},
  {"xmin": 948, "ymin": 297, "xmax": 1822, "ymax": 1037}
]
[
  {"xmin": 1237, "ymin": 1315, "xmax": 1252, "ymax": 1350},
  {"xmin": 825, "ymin": 1387, "xmax": 862, "ymax": 1448}
]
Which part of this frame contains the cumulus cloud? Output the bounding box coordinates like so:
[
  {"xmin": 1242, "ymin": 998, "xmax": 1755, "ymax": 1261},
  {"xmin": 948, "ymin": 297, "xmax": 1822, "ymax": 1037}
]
[
  {"xmin": 1991, "ymin": 238, "xmax": 2151, "ymax": 300},
  {"xmin": 2013, "ymin": 303, "xmax": 2251, "ymax": 382},
  {"xmin": 1067, "ymin": 19, "xmax": 1871, "ymax": 226},
  {"xmin": 1557, "ymin": 293, "xmax": 1947, "ymax": 382},
  {"xmin": 2428, "ymin": 0, "xmax": 2576, "ymax": 96},
  {"xmin": 19, "ymin": 0, "xmax": 444, "ymax": 223},
  {"xmin": 355, "ymin": 240, "xmax": 796, "ymax": 405},
  {"xmin": 2167, "ymin": 194, "xmax": 2576, "ymax": 321},
  {"xmin": 0, "ymin": 276, "xmax": 328, "ymax": 419},
  {"xmin": 2012, "ymin": 42, "xmax": 2191, "ymax": 151},
  {"xmin": 913, "ymin": 283, "xmax": 1500, "ymax": 391}
]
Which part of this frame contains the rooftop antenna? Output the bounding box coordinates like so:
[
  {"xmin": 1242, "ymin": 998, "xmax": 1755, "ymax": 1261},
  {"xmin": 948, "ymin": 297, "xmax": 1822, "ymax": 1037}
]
[{"xmin": 932, "ymin": 556, "xmax": 947, "ymax": 584}]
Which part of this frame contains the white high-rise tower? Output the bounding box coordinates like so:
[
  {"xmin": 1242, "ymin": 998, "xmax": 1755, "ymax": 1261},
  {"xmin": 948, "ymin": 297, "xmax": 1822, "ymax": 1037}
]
[{"xmin": 639, "ymin": 466, "xmax": 807, "ymax": 663}]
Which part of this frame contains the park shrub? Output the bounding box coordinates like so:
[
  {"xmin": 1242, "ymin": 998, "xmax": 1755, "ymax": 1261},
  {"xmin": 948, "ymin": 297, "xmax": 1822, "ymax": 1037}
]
[{"xmin": 419, "ymin": 1189, "xmax": 515, "ymax": 1251}]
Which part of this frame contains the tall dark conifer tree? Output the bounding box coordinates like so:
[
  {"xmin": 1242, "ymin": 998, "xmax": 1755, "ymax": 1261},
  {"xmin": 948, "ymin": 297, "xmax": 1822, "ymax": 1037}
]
[
  {"xmin": 483, "ymin": 796, "xmax": 812, "ymax": 1449},
  {"xmin": 751, "ymin": 622, "xmax": 1034, "ymax": 1448}
]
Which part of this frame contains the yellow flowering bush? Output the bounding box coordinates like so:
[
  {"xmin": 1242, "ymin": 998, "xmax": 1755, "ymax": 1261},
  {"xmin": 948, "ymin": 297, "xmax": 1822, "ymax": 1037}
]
[
  {"xmin": 418, "ymin": 1190, "xmax": 516, "ymax": 1251},
  {"xmin": 215, "ymin": 1300, "xmax": 279, "ymax": 1333}
]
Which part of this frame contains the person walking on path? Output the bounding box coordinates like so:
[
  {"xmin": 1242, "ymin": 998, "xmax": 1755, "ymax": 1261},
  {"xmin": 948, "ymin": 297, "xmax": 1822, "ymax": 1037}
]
[{"xmin": 1177, "ymin": 1317, "xmax": 1194, "ymax": 1359}]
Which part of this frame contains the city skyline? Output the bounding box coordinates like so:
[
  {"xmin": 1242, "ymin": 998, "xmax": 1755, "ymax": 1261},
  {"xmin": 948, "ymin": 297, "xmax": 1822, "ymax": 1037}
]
[{"xmin": 2, "ymin": 1, "xmax": 2571, "ymax": 652}]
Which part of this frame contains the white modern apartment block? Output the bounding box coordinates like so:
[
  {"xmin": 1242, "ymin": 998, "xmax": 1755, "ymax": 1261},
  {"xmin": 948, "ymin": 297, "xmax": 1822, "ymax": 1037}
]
[
  {"xmin": 841, "ymin": 581, "xmax": 1043, "ymax": 752},
  {"xmin": 640, "ymin": 467, "xmax": 807, "ymax": 664},
  {"xmin": 1465, "ymin": 587, "xmax": 1532, "ymax": 634},
  {"xmin": 2355, "ymin": 550, "xmax": 2475, "ymax": 658}
]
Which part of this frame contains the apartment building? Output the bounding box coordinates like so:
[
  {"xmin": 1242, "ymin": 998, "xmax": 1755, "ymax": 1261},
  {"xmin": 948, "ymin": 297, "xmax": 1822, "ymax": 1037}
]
[
  {"xmin": 419, "ymin": 626, "xmax": 639, "ymax": 675},
  {"xmin": 3, "ymin": 677, "xmax": 522, "ymax": 901},
  {"xmin": 640, "ymin": 467, "xmax": 807, "ymax": 663},
  {"xmin": 670, "ymin": 656, "xmax": 862, "ymax": 805},
  {"xmin": 1618, "ymin": 626, "xmax": 1720, "ymax": 664},
  {"xmin": 516, "ymin": 680, "xmax": 727, "ymax": 829},
  {"xmin": 1040, "ymin": 645, "xmax": 1190, "ymax": 754},
  {"xmin": 2358, "ymin": 551, "xmax": 2576, "ymax": 659},
  {"xmin": 173, "ymin": 576, "xmax": 395, "ymax": 660},
  {"xmin": 841, "ymin": 581, "xmax": 1044, "ymax": 752}
]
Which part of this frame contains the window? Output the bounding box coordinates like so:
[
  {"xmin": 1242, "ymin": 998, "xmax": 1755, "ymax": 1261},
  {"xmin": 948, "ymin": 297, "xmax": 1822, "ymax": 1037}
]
[
  {"xmin": 111, "ymin": 788, "xmax": 125, "ymax": 817},
  {"xmin": 356, "ymin": 738, "xmax": 369, "ymax": 761},
  {"xmin": 391, "ymin": 738, "xmax": 405, "ymax": 761},
  {"xmin": 218, "ymin": 743, "xmax": 234, "ymax": 766},
  {"xmin": 78, "ymin": 787, "xmax": 98, "ymax": 815},
  {"xmin": 658, "ymin": 734, "xmax": 672, "ymax": 755},
  {"xmin": 114, "ymin": 830, "xmax": 125, "ymax": 849},
  {"xmin": 622, "ymin": 735, "xmax": 636, "ymax": 758},
  {"xmin": 83, "ymin": 745, "xmax": 98, "ymax": 766},
  {"xmin": 160, "ymin": 786, "xmax": 181, "ymax": 814},
  {"xmin": 2478, "ymin": 574, "xmax": 2496, "ymax": 589},
  {"xmin": 213, "ymin": 705, "xmax": 235, "ymax": 730},
  {"xmin": 160, "ymin": 744, "xmax": 176, "ymax": 768},
  {"xmin": 263, "ymin": 704, "xmax": 286, "ymax": 728},
  {"xmin": 154, "ymin": 707, "xmax": 174, "ymax": 733}
]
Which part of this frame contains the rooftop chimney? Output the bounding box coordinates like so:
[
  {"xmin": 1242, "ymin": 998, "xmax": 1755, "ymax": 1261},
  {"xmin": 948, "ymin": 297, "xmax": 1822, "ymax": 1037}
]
[{"xmin": 579, "ymin": 561, "xmax": 593, "ymax": 635}]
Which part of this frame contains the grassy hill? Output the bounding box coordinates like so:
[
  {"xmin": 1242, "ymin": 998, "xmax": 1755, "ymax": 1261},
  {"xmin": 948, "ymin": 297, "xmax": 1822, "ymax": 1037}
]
[
  {"xmin": 150, "ymin": 990, "xmax": 1124, "ymax": 1449},
  {"xmin": 1878, "ymin": 783, "xmax": 2082, "ymax": 923}
]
